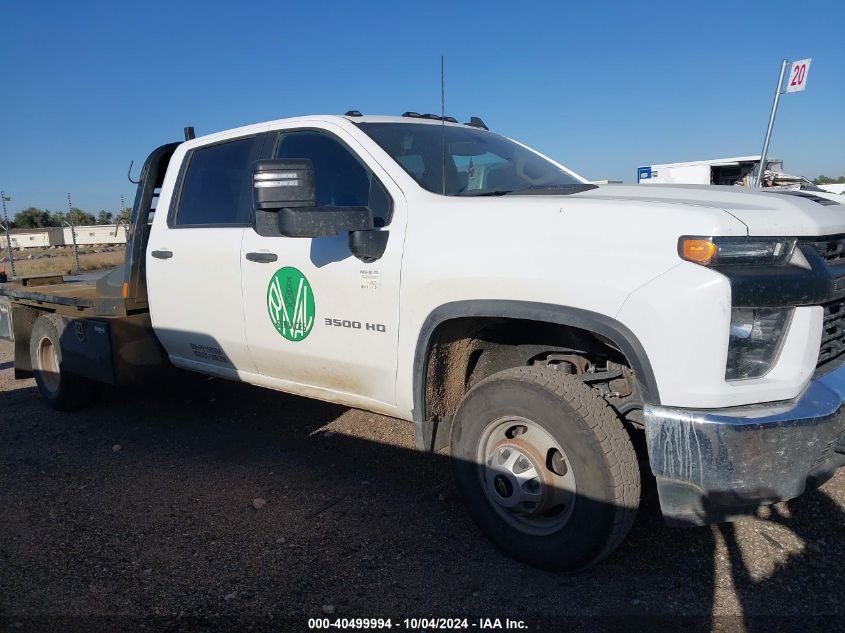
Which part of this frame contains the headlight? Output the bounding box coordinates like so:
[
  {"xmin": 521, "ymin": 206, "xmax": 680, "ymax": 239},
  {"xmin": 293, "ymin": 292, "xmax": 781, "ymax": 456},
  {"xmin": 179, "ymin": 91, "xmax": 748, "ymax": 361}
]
[
  {"xmin": 679, "ymin": 237, "xmax": 796, "ymax": 266},
  {"xmin": 726, "ymin": 308, "xmax": 793, "ymax": 380}
]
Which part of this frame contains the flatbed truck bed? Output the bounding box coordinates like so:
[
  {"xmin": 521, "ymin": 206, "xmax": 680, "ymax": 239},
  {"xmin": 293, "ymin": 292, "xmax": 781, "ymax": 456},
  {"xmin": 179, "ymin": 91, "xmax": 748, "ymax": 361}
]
[{"xmin": 0, "ymin": 141, "xmax": 178, "ymax": 381}]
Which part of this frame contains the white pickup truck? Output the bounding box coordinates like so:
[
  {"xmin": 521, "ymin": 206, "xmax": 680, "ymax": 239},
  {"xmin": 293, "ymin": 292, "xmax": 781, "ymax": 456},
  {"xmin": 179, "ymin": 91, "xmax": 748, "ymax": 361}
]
[{"xmin": 2, "ymin": 112, "xmax": 844, "ymax": 571}]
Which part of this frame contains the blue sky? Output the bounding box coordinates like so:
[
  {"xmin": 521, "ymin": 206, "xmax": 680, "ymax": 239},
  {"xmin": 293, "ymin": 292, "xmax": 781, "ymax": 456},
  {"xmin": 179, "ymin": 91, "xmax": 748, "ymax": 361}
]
[{"xmin": 1, "ymin": 0, "xmax": 843, "ymax": 215}]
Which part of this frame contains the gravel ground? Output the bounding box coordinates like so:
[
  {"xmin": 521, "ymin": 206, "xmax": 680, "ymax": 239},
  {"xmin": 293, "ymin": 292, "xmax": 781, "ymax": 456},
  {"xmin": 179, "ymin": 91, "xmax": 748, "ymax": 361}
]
[{"xmin": 0, "ymin": 339, "xmax": 843, "ymax": 632}]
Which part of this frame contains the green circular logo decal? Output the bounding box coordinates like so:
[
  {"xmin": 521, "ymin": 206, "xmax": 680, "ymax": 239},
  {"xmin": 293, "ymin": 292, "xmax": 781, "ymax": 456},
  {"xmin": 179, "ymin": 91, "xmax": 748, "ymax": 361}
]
[{"xmin": 267, "ymin": 266, "xmax": 315, "ymax": 342}]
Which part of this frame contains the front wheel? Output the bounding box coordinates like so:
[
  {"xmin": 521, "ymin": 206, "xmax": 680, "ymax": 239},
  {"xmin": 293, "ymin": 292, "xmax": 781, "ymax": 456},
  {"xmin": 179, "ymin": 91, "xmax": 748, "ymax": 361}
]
[
  {"xmin": 30, "ymin": 314, "xmax": 98, "ymax": 411},
  {"xmin": 450, "ymin": 366, "xmax": 640, "ymax": 571}
]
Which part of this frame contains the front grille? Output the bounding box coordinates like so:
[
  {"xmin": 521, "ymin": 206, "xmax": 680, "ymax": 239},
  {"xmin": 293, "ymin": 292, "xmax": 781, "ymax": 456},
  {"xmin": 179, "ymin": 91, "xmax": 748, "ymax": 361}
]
[
  {"xmin": 819, "ymin": 297, "xmax": 845, "ymax": 366},
  {"xmin": 808, "ymin": 235, "xmax": 845, "ymax": 265}
]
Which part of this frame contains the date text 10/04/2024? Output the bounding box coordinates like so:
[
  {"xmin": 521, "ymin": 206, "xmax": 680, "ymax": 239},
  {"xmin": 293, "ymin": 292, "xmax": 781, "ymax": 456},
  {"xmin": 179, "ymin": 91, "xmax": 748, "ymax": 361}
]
[{"xmin": 307, "ymin": 617, "xmax": 528, "ymax": 630}]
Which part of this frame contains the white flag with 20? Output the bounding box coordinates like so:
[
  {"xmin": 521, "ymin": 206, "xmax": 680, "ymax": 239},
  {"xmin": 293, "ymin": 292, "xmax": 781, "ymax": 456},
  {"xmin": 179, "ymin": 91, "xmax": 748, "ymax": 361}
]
[{"xmin": 786, "ymin": 58, "xmax": 811, "ymax": 93}]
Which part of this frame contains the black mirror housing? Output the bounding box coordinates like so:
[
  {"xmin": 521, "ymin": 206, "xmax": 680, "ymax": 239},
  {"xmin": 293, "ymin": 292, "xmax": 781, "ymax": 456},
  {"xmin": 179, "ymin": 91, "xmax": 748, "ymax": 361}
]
[
  {"xmin": 277, "ymin": 207, "xmax": 373, "ymax": 238},
  {"xmin": 349, "ymin": 229, "xmax": 389, "ymax": 263},
  {"xmin": 253, "ymin": 159, "xmax": 315, "ymax": 210}
]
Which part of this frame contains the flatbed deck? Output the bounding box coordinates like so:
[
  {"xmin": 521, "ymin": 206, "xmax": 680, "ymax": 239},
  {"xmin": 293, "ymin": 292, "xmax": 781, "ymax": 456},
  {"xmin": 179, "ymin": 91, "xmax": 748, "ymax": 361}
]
[
  {"xmin": 0, "ymin": 280, "xmax": 98, "ymax": 310},
  {"xmin": 0, "ymin": 275, "xmax": 143, "ymax": 318}
]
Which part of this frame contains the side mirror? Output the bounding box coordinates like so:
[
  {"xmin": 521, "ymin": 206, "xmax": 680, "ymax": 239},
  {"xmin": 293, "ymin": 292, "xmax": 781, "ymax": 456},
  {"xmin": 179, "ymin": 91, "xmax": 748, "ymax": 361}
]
[
  {"xmin": 277, "ymin": 206, "xmax": 373, "ymax": 238},
  {"xmin": 252, "ymin": 158, "xmax": 388, "ymax": 261},
  {"xmin": 253, "ymin": 159, "xmax": 316, "ymax": 210}
]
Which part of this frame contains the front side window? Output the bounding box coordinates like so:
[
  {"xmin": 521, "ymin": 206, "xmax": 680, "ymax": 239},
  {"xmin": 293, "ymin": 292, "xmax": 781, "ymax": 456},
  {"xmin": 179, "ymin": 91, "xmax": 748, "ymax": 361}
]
[
  {"xmin": 174, "ymin": 136, "xmax": 262, "ymax": 226},
  {"xmin": 275, "ymin": 131, "xmax": 392, "ymax": 226},
  {"xmin": 358, "ymin": 122, "xmax": 584, "ymax": 196}
]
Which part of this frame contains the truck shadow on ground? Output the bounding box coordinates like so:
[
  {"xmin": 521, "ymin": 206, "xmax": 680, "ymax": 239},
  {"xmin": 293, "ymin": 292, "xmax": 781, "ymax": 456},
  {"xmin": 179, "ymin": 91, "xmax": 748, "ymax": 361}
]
[{"xmin": 1, "ymin": 368, "xmax": 843, "ymax": 632}]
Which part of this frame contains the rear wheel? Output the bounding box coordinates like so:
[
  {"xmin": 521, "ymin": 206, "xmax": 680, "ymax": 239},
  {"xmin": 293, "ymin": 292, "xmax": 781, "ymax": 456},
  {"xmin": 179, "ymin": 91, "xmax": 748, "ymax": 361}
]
[
  {"xmin": 30, "ymin": 314, "xmax": 98, "ymax": 411},
  {"xmin": 450, "ymin": 366, "xmax": 640, "ymax": 571}
]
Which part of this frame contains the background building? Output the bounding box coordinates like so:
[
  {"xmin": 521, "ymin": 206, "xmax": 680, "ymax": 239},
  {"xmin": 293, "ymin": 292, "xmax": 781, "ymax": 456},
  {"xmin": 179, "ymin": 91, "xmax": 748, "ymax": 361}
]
[
  {"xmin": 6, "ymin": 227, "xmax": 65, "ymax": 249},
  {"xmin": 63, "ymin": 224, "xmax": 128, "ymax": 246},
  {"xmin": 3, "ymin": 224, "xmax": 128, "ymax": 250}
]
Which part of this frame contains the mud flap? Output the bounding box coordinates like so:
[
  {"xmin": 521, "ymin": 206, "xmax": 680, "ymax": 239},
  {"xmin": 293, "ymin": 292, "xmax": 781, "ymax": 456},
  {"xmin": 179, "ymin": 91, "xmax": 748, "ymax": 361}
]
[{"xmin": 0, "ymin": 296, "xmax": 12, "ymax": 341}]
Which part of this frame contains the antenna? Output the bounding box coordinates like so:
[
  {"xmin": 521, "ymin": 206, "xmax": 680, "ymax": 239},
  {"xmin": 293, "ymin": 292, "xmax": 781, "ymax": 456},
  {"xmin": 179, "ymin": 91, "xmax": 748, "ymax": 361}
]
[{"xmin": 440, "ymin": 55, "xmax": 446, "ymax": 196}]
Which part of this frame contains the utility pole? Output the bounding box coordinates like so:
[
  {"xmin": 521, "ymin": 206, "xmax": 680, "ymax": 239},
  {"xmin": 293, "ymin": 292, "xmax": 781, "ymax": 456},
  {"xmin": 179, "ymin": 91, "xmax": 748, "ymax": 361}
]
[
  {"xmin": 65, "ymin": 193, "xmax": 81, "ymax": 273},
  {"xmin": 114, "ymin": 196, "xmax": 128, "ymax": 242},
  {"xmin": 1, "ymin": 191, "xmax": 15, "ymax": 278},
  {"xmin": 120, "ymin": 194, "xmax": 130, "ymax": 241}
]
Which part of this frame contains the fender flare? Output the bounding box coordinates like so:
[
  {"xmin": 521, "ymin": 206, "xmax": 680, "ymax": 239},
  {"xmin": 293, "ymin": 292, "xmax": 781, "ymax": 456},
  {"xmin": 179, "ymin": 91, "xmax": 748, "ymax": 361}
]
[{"xmin": 412, "ymin": 300, "xmax": 660, "ymax": 446}]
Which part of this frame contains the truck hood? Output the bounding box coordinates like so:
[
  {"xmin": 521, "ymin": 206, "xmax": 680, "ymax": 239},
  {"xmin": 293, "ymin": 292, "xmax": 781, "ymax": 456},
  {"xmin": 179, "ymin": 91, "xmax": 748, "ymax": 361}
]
[{"xmin": 576, "ymin": 183, "xmax": 845, "ymax": 237}]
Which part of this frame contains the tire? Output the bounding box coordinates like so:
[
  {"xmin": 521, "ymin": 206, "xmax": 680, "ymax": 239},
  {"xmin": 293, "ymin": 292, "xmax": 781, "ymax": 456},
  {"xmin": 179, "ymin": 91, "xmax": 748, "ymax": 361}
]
[
  {"xmin": 30, "ymin": 314, "xmax": 98, "ymax": 411},
  {"xmin": 450, "ymin": 366, "xmax": 640, "ymax": 571}
]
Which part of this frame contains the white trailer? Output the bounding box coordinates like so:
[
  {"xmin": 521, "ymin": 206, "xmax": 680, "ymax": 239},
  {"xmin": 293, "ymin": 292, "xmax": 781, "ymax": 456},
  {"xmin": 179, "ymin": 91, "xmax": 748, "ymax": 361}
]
[
  {"xmin": 637, "ymin": 155, "xmax": 783, "ymax": 186},
  {"xmin": 7, "ymin": 227, "xmax": 65, "ymax": 249},
  {"xmin": 64, "ymin": 224, "xmax": 128, "ymax": 246}
]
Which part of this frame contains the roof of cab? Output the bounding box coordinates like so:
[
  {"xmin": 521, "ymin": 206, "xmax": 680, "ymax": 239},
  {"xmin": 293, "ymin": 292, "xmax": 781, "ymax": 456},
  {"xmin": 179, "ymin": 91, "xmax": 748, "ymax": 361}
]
[
  {"xmin": 182, "ymin": 114, "xmax": 484, "ymax": 147},
  {"xmin": 340, "ymin": 114, "xmax": 476, "ymax": 127}
]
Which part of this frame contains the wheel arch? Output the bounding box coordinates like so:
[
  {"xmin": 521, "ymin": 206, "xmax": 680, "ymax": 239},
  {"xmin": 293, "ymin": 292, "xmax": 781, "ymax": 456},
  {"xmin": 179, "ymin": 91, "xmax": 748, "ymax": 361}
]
[{"xmin": 411, "ymin": 300, "xmax": 660, "ymax": 450}]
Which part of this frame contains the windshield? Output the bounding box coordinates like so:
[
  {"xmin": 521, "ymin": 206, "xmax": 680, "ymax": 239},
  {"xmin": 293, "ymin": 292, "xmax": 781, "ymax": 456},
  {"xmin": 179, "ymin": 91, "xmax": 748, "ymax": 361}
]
[{"xmin": 358, "ymin": 122, "xmax": 584, "ymax": 196}]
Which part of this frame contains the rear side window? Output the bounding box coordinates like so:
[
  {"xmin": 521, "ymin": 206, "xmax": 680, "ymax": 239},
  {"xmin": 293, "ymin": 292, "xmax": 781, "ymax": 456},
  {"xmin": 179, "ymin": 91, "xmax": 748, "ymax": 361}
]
[{"xmin": 174, "ymin": 136, "xmax": 262, "ymax": 226}]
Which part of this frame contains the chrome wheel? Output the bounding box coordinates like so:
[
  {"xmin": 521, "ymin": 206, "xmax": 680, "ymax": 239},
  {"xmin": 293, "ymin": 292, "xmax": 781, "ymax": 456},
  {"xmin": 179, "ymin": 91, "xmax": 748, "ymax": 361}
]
[
  {"xmin": 36, "ymin": 335, "xmax": 61, "ymax": 394},
  {"xmin": 477, "ymin": 416, "xmax": 576, "ymax": 536}
]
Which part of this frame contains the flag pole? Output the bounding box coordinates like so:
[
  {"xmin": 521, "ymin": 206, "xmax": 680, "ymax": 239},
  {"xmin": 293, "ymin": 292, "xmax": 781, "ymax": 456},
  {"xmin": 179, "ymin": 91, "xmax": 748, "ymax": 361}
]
[{"xmin": 754, "ymin": 59, "xmax": 789, "ymax": 188}]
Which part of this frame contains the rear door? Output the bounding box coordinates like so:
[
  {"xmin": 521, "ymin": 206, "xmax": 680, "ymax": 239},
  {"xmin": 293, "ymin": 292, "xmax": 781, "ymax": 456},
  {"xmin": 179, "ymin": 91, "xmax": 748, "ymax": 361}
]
[
  {"xmin": 147, "ymin": 132, "xmax": 266, "ymax": 375},
  {"xmin": 240, "ymin": 125, "xmax": 405, "ymax": 407}
]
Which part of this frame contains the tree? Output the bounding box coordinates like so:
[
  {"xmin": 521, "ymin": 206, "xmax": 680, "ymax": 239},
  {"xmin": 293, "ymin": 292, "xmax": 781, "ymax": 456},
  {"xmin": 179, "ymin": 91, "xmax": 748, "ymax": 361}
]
[
  {"xmin": 68, "ymin": 208, "xmax": 96, "ymax": 226},
  {"xmin": 115, "ymin": 207, "xmax": 132, "ymax": 223},
  {"xmin": 51, "ymin": 208, "xmax": 95, "ymax": 227},
  {"xmin": 73, "ymin": 208, "xmax": 96, "ymax": 226},
  {"xmin": 12, "ymin": 207, "xmax": 57, "ymax": 229},
  {"xmin": 812, "ymin": 174, "xmax": 845, "ymax": 185},
  {"xmin": 96, "ymin": 210, "xmax": 113, "ymax": 225}
]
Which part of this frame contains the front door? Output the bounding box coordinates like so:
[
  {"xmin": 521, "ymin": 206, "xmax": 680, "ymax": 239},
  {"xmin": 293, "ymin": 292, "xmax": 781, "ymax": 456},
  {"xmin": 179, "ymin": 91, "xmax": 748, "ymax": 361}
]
[{"xmin": 240, "ymin": 126, "xmax": 405, "ymax": 408}]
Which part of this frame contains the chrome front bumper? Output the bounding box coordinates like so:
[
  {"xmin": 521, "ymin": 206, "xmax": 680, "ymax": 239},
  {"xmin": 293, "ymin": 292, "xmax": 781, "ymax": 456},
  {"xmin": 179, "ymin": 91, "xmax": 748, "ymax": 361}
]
[{"xmin": 644, "ymin": 362, "xmax": 845, "ymax": 526}]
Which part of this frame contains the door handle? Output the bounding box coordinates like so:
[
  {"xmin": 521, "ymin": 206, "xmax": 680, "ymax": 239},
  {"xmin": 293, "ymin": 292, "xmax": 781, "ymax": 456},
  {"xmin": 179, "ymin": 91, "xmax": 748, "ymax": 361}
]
[
  {"xmin": 151, "ymin": 249, "xmax": 173, "ymax": 259},
  {"xmin": 245, "ymin": 252, "xmax": 278, "ymax": 263}
]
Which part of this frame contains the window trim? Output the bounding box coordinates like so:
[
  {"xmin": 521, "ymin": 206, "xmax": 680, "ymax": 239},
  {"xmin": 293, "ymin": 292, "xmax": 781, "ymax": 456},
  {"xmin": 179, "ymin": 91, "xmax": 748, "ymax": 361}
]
[
  {"xmin": 167, "ymin": 134, "xmax": 265, "ymax": 229},
  {"xmin": 270, "ymin": 127, "xmax": 394, "ymax": 227}
]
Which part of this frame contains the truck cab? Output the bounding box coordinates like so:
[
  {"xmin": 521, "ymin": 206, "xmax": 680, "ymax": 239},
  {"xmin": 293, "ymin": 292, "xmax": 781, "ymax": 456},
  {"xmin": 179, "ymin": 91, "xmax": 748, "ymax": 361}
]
[{"xmin": 3, "ymin": 113, "xmax": 844, "ymax": 571}]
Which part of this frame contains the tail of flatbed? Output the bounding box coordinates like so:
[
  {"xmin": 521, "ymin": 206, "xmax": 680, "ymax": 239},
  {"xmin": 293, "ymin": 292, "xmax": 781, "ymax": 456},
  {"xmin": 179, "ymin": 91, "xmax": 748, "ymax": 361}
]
[
  {"xmin": 0, "ymin": 141, "xmax": 179, "ymax": 318},
  {"xmin": 0, "ymin": 141, "xmax": 180, "ymax": 383}
]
